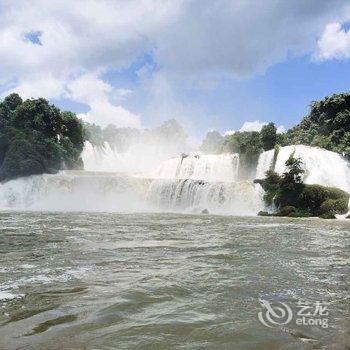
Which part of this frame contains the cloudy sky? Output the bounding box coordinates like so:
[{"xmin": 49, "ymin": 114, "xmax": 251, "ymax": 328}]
[{"xmin": 1, "ymin": 0, "xmax": 350, "ymax": 137}]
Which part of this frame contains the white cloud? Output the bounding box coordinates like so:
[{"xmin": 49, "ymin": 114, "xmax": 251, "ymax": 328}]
[
  {"xmin": 0, "ymin": 1, "xmax": 349, "ymax": 82},
  {"xmin": 77, "ymin": 101, "xmax": 140, "ymax": 128},
  {"xmin": 67, "ymin": 73, "xmax": 140, "ymax": 127},
  {"xmin": 3, "ymin": 74, "xmax": 66, "ymax": 100},
  {"xmin": 238, "ymin": 121, "xmax": 285, "ymax": 133},
  {"xmin": 315, "ymin": 22, "xmax": 350, "ymax": 60},
  {"xmin": 224, "ymin": 130, "xmax": 235, "ymax": 136},
  {"xmin": 0, "ymin": 0, "xmax": 350, "ymax": 127},
  {"xmin": 239, "ymin": 121, "xmax": 267, "ymax": 132},
  {"xmin": 276, "ymin": 125, "xmax": 286, "ymax": 134},
  {"xmin": 155, "ymin": 1, "xmax": 350, "ymax": 76}
]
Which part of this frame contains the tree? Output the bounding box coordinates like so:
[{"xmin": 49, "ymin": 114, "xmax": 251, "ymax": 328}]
[
  {"xmin": 61, "ymin": 111, "xmax": 84, "ymax": 149},
  {"xmin": 200, "ymin": 131, "xmax": 224, "ymax": 154},
  {"xmin": 260, "ymin": 122, "xmax": 277, "ymax": 150},
  {"xmin": 283, "ymin": 93, "xmax": 350, "ymax": 155},
  {"xmin": 283, "ymin": 154, "xmax": 304, "ymax": 184},
  {"xmin": 0, "ymin": 94, "xmax": 85, "ymax": 181},
  {"xmin": 222, "ymin": 131, "xmax": 263, "ymax": 179}
]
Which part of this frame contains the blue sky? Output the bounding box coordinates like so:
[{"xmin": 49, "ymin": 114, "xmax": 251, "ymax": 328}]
[
  {"xmin": 62, "ymin": 52, "xmax": 350, "ymax": 136},
  {"xmin": 1, "ymin": 1, "xmax": 350, "ymax": 138}
]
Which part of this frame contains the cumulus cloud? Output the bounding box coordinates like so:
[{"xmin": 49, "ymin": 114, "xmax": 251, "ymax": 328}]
[
  {"xmin": 0, "ymin": 0, "xmax": 178, "ymax": 126},
  {"xmin": 155, "ymin": 1, "xmax": 350, "ymax": 76},
  {"xmin": 239, "ymin": 121, "xmax": 267, "ymax": 132},
  {"xmin": 315, "ymin": 22, "xmax": 350, "ymax": 60},
  {"xmin": 0, "ymin": 0, "xmax": 350, "ymax": 127},
  {"xmin": 67, "ymin": 73, "xmax": 140, "ymax": 127}
]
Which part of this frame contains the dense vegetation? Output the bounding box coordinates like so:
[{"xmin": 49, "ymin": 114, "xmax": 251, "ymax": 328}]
[
  {"xmin": 200, "ymin": 93, "xmax": 350, "ymax": 175},
  {"xmin": 282, "ymin": 93, "xmax": 350, "ymax": 156},
  {"xmin": 200, "ymin": 122, "xmax": 277, "ymax": 178},
  {"xmin": 0, "ymin": 93, "xmax": 84, "ymax": 182},
  {"xmin": 255, "ymin": 155, "xmax": 349, "ymax": 219},
  {"xmin": 1, "ymin": 90, "xmax": 349, "ymax": 191}
]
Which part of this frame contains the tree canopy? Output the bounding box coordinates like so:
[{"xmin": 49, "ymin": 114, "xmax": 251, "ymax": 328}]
[
  {"xmin": 260, "ymin": 122, "xmax": 277, "ymax": 151},
  {"xmin": 0, "ymin": 93, "xmax": 84, "ymax": 182},
  {"xmin": 283, "ymin": 93, "xmax": 350, "ymax": 155}
]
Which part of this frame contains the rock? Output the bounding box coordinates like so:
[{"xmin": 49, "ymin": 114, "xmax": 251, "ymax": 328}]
[{"xmin": 201, "ymin": 209, "xmax": 209, "ymax": 214}]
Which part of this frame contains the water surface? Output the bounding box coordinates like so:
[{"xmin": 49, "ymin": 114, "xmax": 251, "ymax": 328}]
[{"xmin": 0, "ymin": 212, "xmax": 349, "ymax": 349}]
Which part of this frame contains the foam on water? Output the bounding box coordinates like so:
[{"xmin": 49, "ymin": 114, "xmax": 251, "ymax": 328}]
[{"xmin": 0, "ymin": 291, "xmax": 24, "ymax": 301}]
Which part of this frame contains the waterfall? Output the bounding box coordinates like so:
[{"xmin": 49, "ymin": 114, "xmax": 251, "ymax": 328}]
[
  {"xmin": 154, "ymin": 153, "xmax": 239, "ymax": 182},
  {"xmin": 255, "ymin": 149, "xmax": 275, "ymax": 179},
  {"xmin": 0, "ymin": 170, "xmax": 263, "ymax": 215},
  {"xmin": 5, "ymin": 144, "xmax": 349, "ymax": 216},
  {"xmin": 147, "ymin": 179, "xmax": 263, "ymax": 215},
  {"xmin": 256, "ymin": 145, "xmax": 350, "ymax": 193},
  {"xmin": 81, "ymin": 140, "xmax": 191, "ymax": 174},
  {"xmin": 0, "ymin": 171, "xmax": 152, "ymax": 212}
]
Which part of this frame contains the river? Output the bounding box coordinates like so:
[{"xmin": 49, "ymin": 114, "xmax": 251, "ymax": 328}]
[{"xmin": 0, "ymin": 212, "xmax": 349, "ymax": 349}]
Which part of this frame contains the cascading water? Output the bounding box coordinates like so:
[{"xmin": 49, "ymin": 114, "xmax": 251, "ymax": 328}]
[
  {"xmin": 255, "ymin": 149, "xmax": 275, "ymax": 179},
  {"xmin": 154, "ymin": 153, "xmax": 239, "ymax": 182},
  {"xmin": 0, "ymin": 171, "xmax": 152, "ymax": 212},
  {"xmin": 256, "ymin": 145, "xmax": 350, "ymax": 193},
  {"xmin": 3, "ymin": 144, "xmax": 348, "ymax": 216},
  {"xmin": 81, "ymin": 140, "xmax": 191, "ymax": 174},
  {"xmin": 147, "ymin": 179, "xmax": 263, "ymax": 215}
]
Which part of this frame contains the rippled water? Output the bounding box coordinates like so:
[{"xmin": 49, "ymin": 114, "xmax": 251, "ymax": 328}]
[{"xmin": 0, "ymin": 212, "xmax": 349, "ymax": 349}]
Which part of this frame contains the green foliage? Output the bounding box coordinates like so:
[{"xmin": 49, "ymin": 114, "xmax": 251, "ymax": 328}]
[
  {"xmin": 260, "ymin": 122, "xmax": 277, "ymax": 150},
  {"xmin": 281, "ymin": 155, "xmax": 304, "ymax": 186},
  {"xmin": 283, "ymin": 93, "xmax": 350, "ymax": 155},
  {"xmin": 0, "ymin": 136, "xmax": 45, "ymax": 180},
  {"xmin": 320, "ymin": 198, "xmax": 349, "ymax": 216},
  {"xmin": 223, "ymin": 131, "xmax": 263, "ymax": 178},
  {"xmin": 256, "ymin": 156, "xmax": 349, "ymax": 218},
  {"xmin": 319, "ymin": 212, "xmax": 337, "ymax": 219},
  {"xmin": 0, "ymin": 93, "xmax": 85, "ymax": 182},
  {"xmin": 83, "ymin": 122, "xmax": 104, "ymax": 147},
  {"xmin": 200, "ymin": 131, "xmax": 224, "ymax": 154}
]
